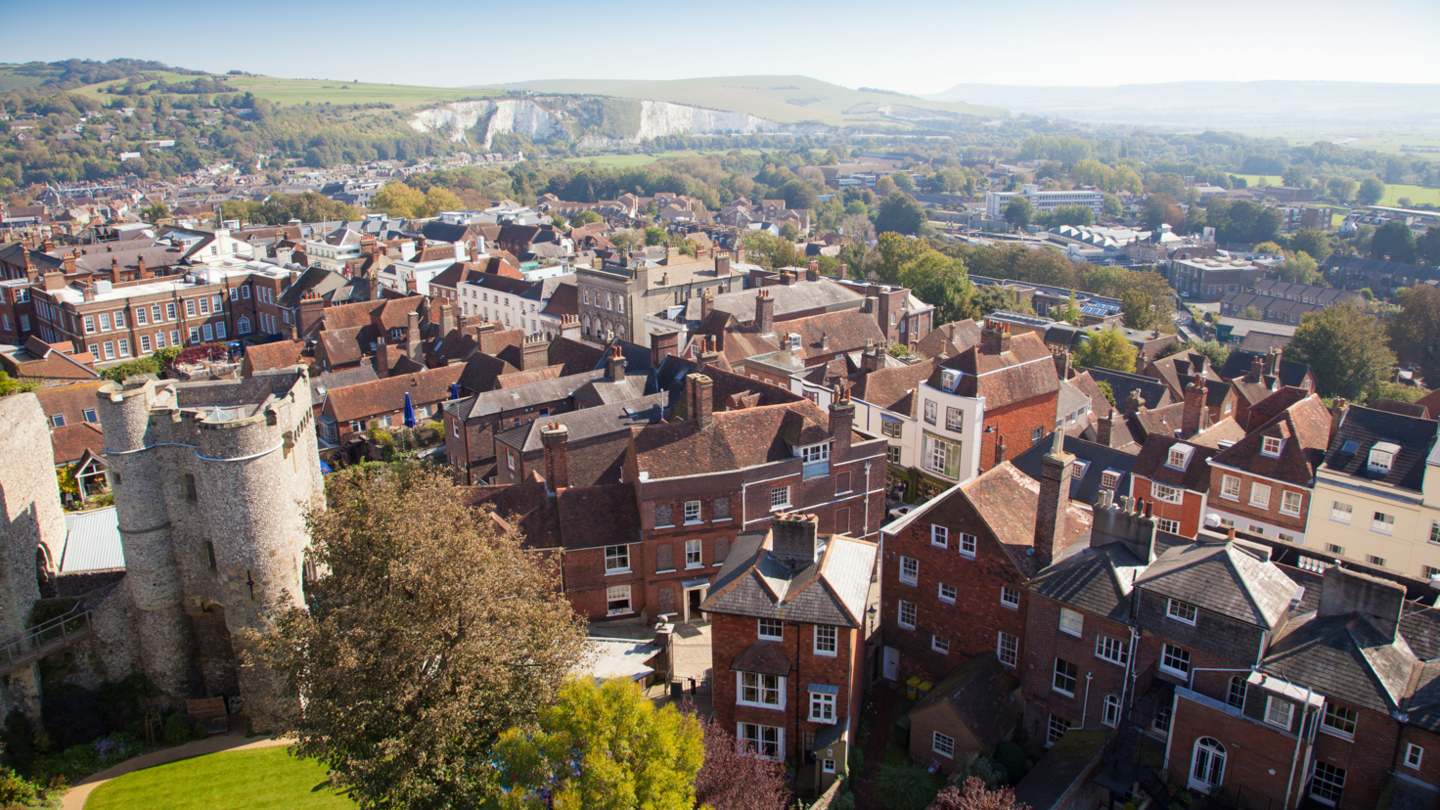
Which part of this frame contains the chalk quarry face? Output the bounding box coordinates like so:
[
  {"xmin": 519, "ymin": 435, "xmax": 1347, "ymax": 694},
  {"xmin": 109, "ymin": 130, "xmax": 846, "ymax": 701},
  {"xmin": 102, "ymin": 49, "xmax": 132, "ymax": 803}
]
[{"xmin": 408, "ymin": 97, "xmax": 783, "ymax": 148}]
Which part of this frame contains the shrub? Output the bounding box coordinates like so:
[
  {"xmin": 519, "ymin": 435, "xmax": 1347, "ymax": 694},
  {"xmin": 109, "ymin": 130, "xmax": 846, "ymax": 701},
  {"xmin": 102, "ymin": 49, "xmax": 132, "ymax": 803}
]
[
  {"xmin": 995, "ymin": 741, "xmax": 1027, "ymax": 783},
  {"xmin": 0, "ymin": 767, "xmax": 40, "ymax": 806},
  {"xmin": 877, "ymin": 761, "xmax": 944, "ymax": 810},
  {"xmin": 0, "ymin": 712, "xmax": 35, "ymax": 775},
  {"xmin": 162, "ymin": 713, "xmax": 192, "ymax": 746}
]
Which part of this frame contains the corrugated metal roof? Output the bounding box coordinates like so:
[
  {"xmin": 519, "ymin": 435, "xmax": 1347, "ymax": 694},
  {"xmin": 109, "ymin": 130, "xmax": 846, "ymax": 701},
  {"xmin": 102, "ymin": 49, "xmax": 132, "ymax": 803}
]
[{"xmin": 60, "ymin": 507, "xmax": 125, "ymax": 572}]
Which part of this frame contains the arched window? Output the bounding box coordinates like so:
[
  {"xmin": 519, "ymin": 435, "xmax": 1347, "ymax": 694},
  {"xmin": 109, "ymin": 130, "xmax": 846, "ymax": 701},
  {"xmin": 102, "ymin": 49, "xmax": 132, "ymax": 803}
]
[
  {"xmin": 583, "ymin": 314, "xmax": 591, "ymax": 336},
  {"xmin": 1227, "ymin": 676, "xmax": 1246, "ymax": 710},
  {"xmin": 237, "ymin": 316, "xmax": 251, "ymax": 335},
  {"xmin": 1189, "ymin": 737, "xmax": 1226, "ymax": 792},
  {"xmin": 1101, "ymin": 694, "xmax": 1121, "ymax": 727}
]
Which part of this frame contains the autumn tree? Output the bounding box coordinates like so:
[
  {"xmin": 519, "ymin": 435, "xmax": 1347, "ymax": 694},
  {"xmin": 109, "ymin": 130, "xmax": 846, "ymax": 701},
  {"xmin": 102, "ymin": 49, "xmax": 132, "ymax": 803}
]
[
  {"xmin": 494, "ymin": 679, "xmax": 703, "ymax": 810},
  {"xmin": 248, "ymin": 465, "xmax": 587, "ymax": 810},
  {"xmin": 1074, "ymin": 327, "xmax": 1139, "ymax": 374},
  {"xmin": 1386, "ymin": 285, "xmax": 1440, "ymax": 388},
  {"xmin": 1284, "ymin": 304, "xmax": 1395, "ymax": 401},
  {"xmin": 370, "ymin": 181, "xmax": 428, "ymax": 219},
  {"xmin": 694, "ymin": 716, "xmax": 790, "ymax": 810},
  {"xmin": 1120, "ymin": 289, "xmax": 1158, "ymax": 330},
  {"xmin": 932, "ymin": 777, "xmax": 1030, "ymax": 810}
]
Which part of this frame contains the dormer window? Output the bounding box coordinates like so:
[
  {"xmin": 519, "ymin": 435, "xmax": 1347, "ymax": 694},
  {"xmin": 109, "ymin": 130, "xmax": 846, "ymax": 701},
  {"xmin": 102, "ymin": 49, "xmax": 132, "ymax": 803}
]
[
  {"xmin": 1166, "ymin": 445, "xmax": 1193, "ymax": 470},
  {"xmin": 1369, "ymin": 442, "xmax": 1399, "ymax": 474},
  {"xmin": 788, "ymin": 333, "xmax": 801, "ymax": 350},
  {"xmin": 1262, "ymin": 436, "xmax": 1283, "ymax": 457}
]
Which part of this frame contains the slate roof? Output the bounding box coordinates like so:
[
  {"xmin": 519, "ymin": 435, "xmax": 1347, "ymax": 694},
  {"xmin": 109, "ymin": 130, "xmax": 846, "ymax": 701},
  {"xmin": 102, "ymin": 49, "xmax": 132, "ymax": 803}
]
[
  {"xmin": 1011, "ymin": 436, "xmax": 1137, "ymax": 508},
  {"xmin": 1263, "ymin": 613, "xmax": 1411, "ymax": 715},
  {"xmin": 700, "ymin": 278, "xmax": 861, "ymax": 323},
  {"xmin": 700, "ymin": 528, "xmax": 878, "ymax": 628},
  {"xmin": 1028, "ymin": 541, "xmax": 1145, "ymax": 621},
  {"xmin": 1135, "ymin": 541, "xmax": 1300, "ymax": 629},
  {"xmin": 1218, "ymin": 350, "xmax": 1313, "ymax": 390},
  {"xmin": 910, "ymin": 655, "xmax": 1022, "ymax": 752},
  {"xmin": 496, "ymin": 394, "xmax": 664, "ymax": 453},
  {"xmin": 1085, "ymin": 367, "xmax": 1174, "ymax": 412},
  {"xmin": 458, "ymin": 369, "xmax": 607, "ymax": 420},
  {"xmin": 309, "ymin": 366, "xmax": 380, "ymax": 408},
  {"xmin": 1320, "ymin": 405, "xmax": 1440, "ymax": 494},
  {"xmin": 1147, "ymin": 352, "xmax": 1224, "ymax": 399}
]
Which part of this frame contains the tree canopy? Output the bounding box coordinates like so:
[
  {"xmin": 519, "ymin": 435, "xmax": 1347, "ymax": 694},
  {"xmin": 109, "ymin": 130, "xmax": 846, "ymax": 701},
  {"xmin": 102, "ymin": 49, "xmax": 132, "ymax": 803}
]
[
  {"xmin": 875, "ymin": 192, "xmax": 927, "ymax": 236},
  {"xmin": 1386, "ymin": 285, "xmax": 1440, "ymax": 390},
  {"xmin": 494, "ymin": 679, "xmax": 703, "ymax": 810},
  {"xmin": 1074, "ymin": 328, "xmax": 1139, "ymax": 374},
  {"xmin": 1284, "ymin": 304, "xmax": 1395, "ymax": 401},
  {"xmin": 248, "ymin": 465, "xmax": 587, "ymax": 810},
  {"xmin": 1371, "ymin": 220, "xmax": 1418, "ymax": 264}
]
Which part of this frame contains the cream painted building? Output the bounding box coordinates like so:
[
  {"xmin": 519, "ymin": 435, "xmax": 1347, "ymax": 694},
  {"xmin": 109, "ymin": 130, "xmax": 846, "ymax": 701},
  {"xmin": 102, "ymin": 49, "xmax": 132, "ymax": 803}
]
[{"xmin": 1303, "ymin": 404, "xmax": 1440, "ymax": 580}]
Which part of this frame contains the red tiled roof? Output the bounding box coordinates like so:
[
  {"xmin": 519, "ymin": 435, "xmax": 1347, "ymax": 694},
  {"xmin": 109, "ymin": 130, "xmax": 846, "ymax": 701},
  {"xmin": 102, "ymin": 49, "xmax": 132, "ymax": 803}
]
[
  {"xmin": 51, "ymin": 422, "xmax": 104, "ymax": 466},
  {"xmin": 633, "ymin": 400, "xmax": 836, "ymax": 480},
  {"xmin": 963, "ymin": 461, "xmax": 1092, "ymax": 577},
  {"xmin": 322, "ymin": 364, "xmax": 463, "ymax": 423},
  {"xmin": 35, "ymin": 381, "xmax": 104, "ymax": 426},
  {"xmin": 242, "ymin": 340, "xmax": 304, "ymax": 374}
]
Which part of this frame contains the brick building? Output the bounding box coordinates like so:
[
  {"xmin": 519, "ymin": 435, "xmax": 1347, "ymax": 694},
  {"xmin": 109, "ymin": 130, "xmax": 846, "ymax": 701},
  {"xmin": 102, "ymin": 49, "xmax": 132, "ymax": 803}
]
[
  {"xmin": 701, "ymin": 513, "xmax": 877, "ymax": 795},
  {"xmin": 1128, "ymin": 413, "xmax": 1244, "ymax": 539}
]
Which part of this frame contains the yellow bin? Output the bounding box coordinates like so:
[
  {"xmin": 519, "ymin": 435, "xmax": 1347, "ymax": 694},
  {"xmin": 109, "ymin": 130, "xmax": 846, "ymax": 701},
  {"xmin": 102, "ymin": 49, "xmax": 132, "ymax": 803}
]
[{"xmin": 906, "ymin": 676, "xmax": 922, "ymax": 700}]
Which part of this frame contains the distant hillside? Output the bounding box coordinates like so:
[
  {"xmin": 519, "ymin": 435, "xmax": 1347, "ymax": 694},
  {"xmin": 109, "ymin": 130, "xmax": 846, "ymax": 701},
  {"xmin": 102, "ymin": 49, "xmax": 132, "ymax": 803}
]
[
  {"xmin": 924, "ymin": 81, "xmax": 1440, "ymax": 128},
  {"xmin": 479, "ymin": 75, "xmax": 1007, "ymax": 128}
]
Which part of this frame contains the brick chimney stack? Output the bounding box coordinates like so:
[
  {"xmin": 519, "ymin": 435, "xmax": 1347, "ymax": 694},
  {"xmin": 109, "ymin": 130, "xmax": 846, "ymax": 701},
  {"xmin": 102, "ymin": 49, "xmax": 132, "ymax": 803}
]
[
  {"xmin": 559, "ymin": 314, "xmax": 581, "ymax": 340},
  {"xmin": 770, "ymin": 512, "xmax": 820, "ymax": 569},
  {"xmin": 807, "ymin": 259, "xmax": 819, "ymax": 281},
  {"xmin": 1182, "ymin": 378, "xmax": 1207, "ymax": 438},
  {"xmin": 755, "ymin": 289, "xmax": 775, "ymax": 335},
  {"xmin": 700, "ymin": 290, "xmax": 715, "ymax": 322},
  {"xmin": 607, "ymin": 343, "xmax": 626, "ymax": 381},
  {"xmin": 980, "ymin": 320, "xmax": 1011, "ymax": 355},
  {"xmin": 861, "ymin": 339, "xmax": 883, "ymax": 373},
  {"xmin": 540, "ymin": 422, "xmax": 570, "ymax": 490},
  {"xmin": 837, "ymin": 262, "xmax": 848, "ymax": 280},
  {"xmin": 521, "ymin": 334, "xmax": 548, "ymax": 371},
  {"xmin": 110, "ymin": 256, "xmax": 120, "ymax": 285},
  {"xmin": 830, "ymin": 385, "xmax": 855, "ymax": 459},
  {"xmin": 715, "ymin": 249, "xmax": 731, "ymax": 276},
  {"xmin": 1034, "ymin": 427, "xmax": 1074, "ymax": 569},
  {"xmin": 137, "ymin": 254, "xmax": 150, "ymax": 280},
  {"xmin": 1053, "ymin": 348, "xmax": 1072, "ymax": 380},
  {"xmin": 1249, "ymin": 354, "xmax": 1264, "ymax": 381},
  {"xmin": 698, "ymin": 334, "xmax": 721, "ymax": 367},
  {"xmin": 407, "ymin": 310, "xmax": 421, "ymax": 361},
  {"xmin": 685, "ymin": 373, "xmax": 713, "ymax": 429},
  {"xmin": 1097, "ymin": 409, "xmax": 1114, "ymax": 448},
  {"xmin": 650, "ymin": 329, "xmax": 678, "ymax": 367},
  {"xmin": 62, "ymin": 252, "xmax": 76, "ymax": 273}
]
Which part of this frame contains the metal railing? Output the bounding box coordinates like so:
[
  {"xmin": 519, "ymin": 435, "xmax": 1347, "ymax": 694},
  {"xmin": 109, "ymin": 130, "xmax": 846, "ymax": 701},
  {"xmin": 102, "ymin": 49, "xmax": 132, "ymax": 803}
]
[{"xmin": 0, "ymin": 602, "xmax": 95, "ymax": 675}]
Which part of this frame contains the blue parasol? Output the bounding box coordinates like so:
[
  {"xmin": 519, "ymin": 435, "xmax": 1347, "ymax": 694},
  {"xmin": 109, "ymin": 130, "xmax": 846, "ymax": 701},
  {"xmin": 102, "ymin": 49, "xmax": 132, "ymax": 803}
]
[{"xmin": 403, "ymin": 392, "xmax": 416, "ymax": 428}]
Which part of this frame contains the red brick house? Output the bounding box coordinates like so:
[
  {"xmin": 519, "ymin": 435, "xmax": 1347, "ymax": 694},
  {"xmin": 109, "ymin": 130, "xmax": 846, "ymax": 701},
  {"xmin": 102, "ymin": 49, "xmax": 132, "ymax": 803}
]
[
  {"xmin": 1204, "ymin": 389, "xmax": 1331, "ymax": 544},
  {"xmin": 319, "ymin": 363, "xmax": 463, "ymax": 444},
  {"xmin": 879, "ymin": 451, "xmax": 1091, "ymax": 687},
  {"xmin": 953, "ymin": 325, "xmax": 1060, "ymax": 471},
  {"xmin": 701, "ymin": 513, "xmax": 877, "ymax": 795},
  {"xmin": 1128, "ymin": 415, "xmax": 1244, "ymax": 539}
]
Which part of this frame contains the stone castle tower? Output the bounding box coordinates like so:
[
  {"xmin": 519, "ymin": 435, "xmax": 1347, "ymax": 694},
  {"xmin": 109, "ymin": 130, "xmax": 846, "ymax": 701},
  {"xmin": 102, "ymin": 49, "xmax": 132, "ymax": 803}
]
[
  {"xmin": 95, "ymin": 368, "xmax": 323, "ymax": 701},
  {"xmin": 0, "ymin": 394, "xmax": 68, "ymax": 716}
]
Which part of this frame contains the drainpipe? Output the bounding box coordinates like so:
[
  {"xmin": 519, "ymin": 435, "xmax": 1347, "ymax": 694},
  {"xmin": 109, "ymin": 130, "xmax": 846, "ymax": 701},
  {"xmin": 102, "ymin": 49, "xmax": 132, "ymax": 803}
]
[
  {"xmin": 1282, "ymin": 684, "xmax": 1317, "ymax": 810},
  {"xmin": 863, "ymin": 461, "xmax": 873, "ymax": 539},
  {"xmin": 1119, "ymin": 626, "xmax": 1140, "ymax": 712},
  {"xmin": 1081, "ymin": 672, "xmax": 1093, "ymax": 727}
]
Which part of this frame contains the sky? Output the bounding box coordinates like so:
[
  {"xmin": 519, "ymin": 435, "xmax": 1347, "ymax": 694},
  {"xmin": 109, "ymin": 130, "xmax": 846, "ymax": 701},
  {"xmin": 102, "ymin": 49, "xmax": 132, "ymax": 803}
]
[{"xmin": 4, "ymin": 0, "xmax": 1439, "ymax": 92}]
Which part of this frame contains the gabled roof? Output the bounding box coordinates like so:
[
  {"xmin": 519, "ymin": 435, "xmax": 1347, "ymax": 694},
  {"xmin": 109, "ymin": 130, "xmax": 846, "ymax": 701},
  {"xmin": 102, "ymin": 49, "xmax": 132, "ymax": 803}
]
[
  {"xmin": 701, "ymin": 528, "xmax": 878, "ymax": 628},
  {"xmin": 1320, "ymin": 405, "xmax": 1439, "ymax": 494},
  {"xmin": 309, "ymin": 366, "xmax": 380, "ymax": 408},
  {"xmin": 1135, "ymin": 541, "xmax": 1300, "ymax": 629},
  {"xmin": 243, "ymin": 340, "xmax": 304, "ymax": 374},
  {"xmin": 1083, "ymin": 367, "xmax": 1174, "ymax": 412},
  {"xmin": 51, "ymin": 422, "xmax": 105, "ymax": 466},
  {"xmin": 632, "ymin": 400, "xmax": 835, "ymax": 480},
  {"xmin": 961, "ymin": 462, "xmax": 1093, "ymax": 578},
  {"xmin": 322, "ymin": 364, "xmax": 463, "ymax": 423},
  {"xmin": 910, "ymin": 655, "xmax": 1021, "ymax": 752},
  {"xmin": 1209, "ymin": 392, "xmax": 1331, "ymax": 486},
  {"xmin": 1146, "ymin": 351, "xmax": 1223, "ymax": 399},
  {"xmin": 35, "ymin": 381, "xmax": 105, "ymax": 427},
  {"xmin": 941, "ymin": 331, "xmax": 1058, "ymax": 409},
  {"xmin": 1028, "ymin": 542, "xmax": 1146, "ymax": 622},
  {"xmin": 1264, "ymin": 613, "xmax": 1412, "ymax": 716},
  {"xmin": 849, "ymin": 358, "xmax": 937, "ymax": 416},
  {"xmin": 498, "ymin": 394, "xmax": 665, "ymax": 454},
  {"xmin": 1131, "ymin": 434, "xmax": 1220, "ymax": 493},
  {"xmin": 457, "ymin": 368, "xmax": 607, "ymax": 420},
  {"xmin": 1218, "ymin": 349, "xmax": 1312, "ymax": 389},
  {"xmin": 1011, "ymin": 436, "xmax": 1137, "ymax": 508}
]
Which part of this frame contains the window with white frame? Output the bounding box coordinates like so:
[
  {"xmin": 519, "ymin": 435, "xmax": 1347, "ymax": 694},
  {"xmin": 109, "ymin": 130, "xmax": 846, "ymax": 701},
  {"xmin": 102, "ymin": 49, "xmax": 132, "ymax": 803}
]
[
  {"xmin": 738, "ymin": 723, "xmax": 782, "ymax": 759},
  {"xmin": 822, "ymin": 759, "xmax": 836, "ymax": 773},
  {"xmin": 1095, "ymin": 635, "xmax": 1128, "ymax": 666},
  {"xmin": 1262, "ymin": 435, "xmax": 1283, "ymax": 457},
  {"xmin": 684, "ymin": 500, "xmax": 702, "ymax": 524},
  {"xmin": 738, "ymin": 672, "xmax": 782, "ymax": 708},
  {"xmin": 1431, "ymin": 521, "xmax": 1440, "ymax": 545},
  {"xmin": 1152, "ymin": 482, "xmax": 1183, "ymax": 504},
  {"xmin": 800, "ymin": 442, "xmax": 830, "ymax": 465},
  {"xmin": 1321, "ymin": 703, "xmax": 1357, "ymax": 739},
  {"xmin": 1372, "ymin": 512, "xmax": 1395, "ymax": 535},
  {"xmin": 945, "ymin": 406, "xmax": 964, "ymax": 431},
  {"xmin": 809, "ymin": 688, "xmax": 836, "ymax": 723},
  {"xmin": 1167, "ymin": 445, "xmax": 1192, "ymax": 469},
  {"xmin": 1102, "ymin": 694, "xmax": 1121, "ymax": 727},
  {"xmin": 1059, "ymin": 607, "xmax": 1083, "ymax": 637},
  {"xmin": 958, "ymin": 532, "xmax": 977, "ymax": 557},
  {"xmin": 899, "ymin": 556, "xmax": 919, "ymax": 585},
  {"xmin": 1405, "ymin": 743, "xmax": 1423, "ymax": 770},
  {"xmin": 1221, "ymin": 475, "xmax": 1241, "ymax": 500},
  {"xmin": 758, "ymin": 618, "xmax": 783, "ymax": 641},
  {"xmin": 769, "ymin": 486, "xmax": 790, "ymax": 510},
  {"xmin": 817, "ymin": 619, "xmax": 840, "ymax": 651},
  {"xmin": 997, "ymin": 632, "xmax": 1018, "ymax": 667},
  {"xmin": 1249, "ymin": 482, "xmax": 1271, "ymax": 508},
  {"xmin": 933, "ymin": 730, "xmax": 955, "ymax": 758},
  {"xmin": 1001, "ymin": 586, "xmax": 1020, "ymax": 609},
  {"xmin": 1309, "ymin": 761, "xmax": 1345, "ymax": 805},
  {"xmin": 604, "ymin": 545, "xmax": 630, "ymax": 573},
  {"xmin": 685, "ymin": 539, "xmax": 703, "ymax": 568},
  {"xmin": 1167, "ymin": 598, "xmax": 1198, "ymax": 625},
  {"xmin": 898, "ymin": 600, "xmax": 916, "ymax": 630},
  {"xmin": 931, "ymin": 525, "xmax": 948, "ymax": 548},
  {"xmin": 1047, "ymin": 715, "xmax": 1071, "ymax": 747},
  {"xmin": 1265, "ymin": 696, "xmax": 1293, "ymax": 729},
  {"xmin": 881, "ymin": 419, "xmax": 902, "ymax": 438},
  {"xmin": 938, "ymin": 583, "xmax": 956, "ymax": 604},
  {"xmin": 922, "ymin": 433, "xmax": 962, "ymax": 479},
  {"xmin": 1279, "ymin": 490, "xmax": 1303, "ymax": 517},
  {"xmin": 1368, "ymin": 447, "xmax": 1394, "ymax": 475},
  {"xmin": 1157, "ymin": 517, "xmax": 1180, "ymax": 534},
  {"xmin": 1160, "ymin": 644, "xmax": 1191, "ymax": 677},
  {"xmin": 1053, "ymin": 658, "xmax": 1077, "ymax": 695},
  {"xmin": 924, "ymin": 399, "xmax": 937, "ymax": 424},
  {"xmin": 932, "ymin": 635, "xmax": 950, "ymax": 654},
  {"xmin": 1101, "ymin": 470, "xmax": 1120, "ymax": 490},
  {"xmin": 606, "ymin": 585, "xmax": 632, "ymax": 616},
  {"xmin": 1331, "ymin": 501, "xmax": 1352, "ymax": 524}
]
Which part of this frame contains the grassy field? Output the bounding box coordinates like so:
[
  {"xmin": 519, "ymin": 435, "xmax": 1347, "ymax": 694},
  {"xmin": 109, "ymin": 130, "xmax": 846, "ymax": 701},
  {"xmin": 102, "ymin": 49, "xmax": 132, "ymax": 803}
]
[
  {"xmin": 481, "ymin": 75, "xmax": 1006, "ymax": 127},
  {"xmin": 1232, "ymin": 174, "xmax": 1285, "ymax": 187},
  {"xmin": 562, "ymin": 149, "xmax": 763, "ymax": 167},
  {"xmin": 78, "ymin": 74, "xmax": 495, "ymax": 108},
  {"xmin": 86, "ymin": 747, "xmax": 353, "ymax": 810},
  {"xmin": 1379, "ymin": 183, "xmax": 1440, "ymax": 207}
]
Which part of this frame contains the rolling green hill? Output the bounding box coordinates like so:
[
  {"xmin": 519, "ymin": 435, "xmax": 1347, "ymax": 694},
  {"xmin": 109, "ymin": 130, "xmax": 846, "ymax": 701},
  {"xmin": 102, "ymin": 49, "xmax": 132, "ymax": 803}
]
[
  {"xmin": 479, "ymin": 75, "xmax": 1007, "ymax": 127},
  {"xmin": 72, "ymin": 73, "xmax": 497, "ymax": 109}
]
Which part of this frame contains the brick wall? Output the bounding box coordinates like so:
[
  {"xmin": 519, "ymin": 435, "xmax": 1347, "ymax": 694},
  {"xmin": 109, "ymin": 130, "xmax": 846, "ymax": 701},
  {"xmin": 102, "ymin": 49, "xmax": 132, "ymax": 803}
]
[
  {"xmin": 562, "ymin": 545, "xmax": 647, "ymax": 622},
  {"xmin": 1207, "ymin": 466, "xmax": 1310, "ymax": 539},
  {"xmin": 1020, "ymin": 594, "xmax": 1131, "ymax": 747},
  {"xmin": 1396, "ymin": 725, "xmax": 1440, "ymax": 788},
  {"xmin": 1131, "ymin": 475, "xmax": 1206, "ymax": 537},
  {"xmin": 1133, "ymin": 588, "xmax": 1266, "ymax": 673},
  {"xmin": 981, "ymin": 394, "xmax": 1059, "ymax": 471},
  {"xmin": 1168, "ymin": 692, "xmax": 1301, "ymax": 808}
]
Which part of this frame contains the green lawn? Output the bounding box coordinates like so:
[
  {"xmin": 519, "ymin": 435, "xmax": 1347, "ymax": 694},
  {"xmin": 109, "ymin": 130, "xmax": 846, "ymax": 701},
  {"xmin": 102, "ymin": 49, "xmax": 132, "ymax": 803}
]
[
  {"xmin": 85, "ymin": 747, "xmax": 353, "ymax": 810},
  {"xmin": 1379, "ymin": 183, "xmax": 1440, "ymax": 207},
  {"xmin": 1232, "ymin": 174, "xmax": 1284, "ymax": 188}
]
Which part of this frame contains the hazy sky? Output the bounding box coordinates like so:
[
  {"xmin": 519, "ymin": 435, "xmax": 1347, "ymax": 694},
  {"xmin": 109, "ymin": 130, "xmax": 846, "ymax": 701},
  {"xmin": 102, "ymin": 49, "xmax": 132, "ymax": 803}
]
[{"xmin": 5, "ymin": 0, "xmax": 1439, "ymax": 92}]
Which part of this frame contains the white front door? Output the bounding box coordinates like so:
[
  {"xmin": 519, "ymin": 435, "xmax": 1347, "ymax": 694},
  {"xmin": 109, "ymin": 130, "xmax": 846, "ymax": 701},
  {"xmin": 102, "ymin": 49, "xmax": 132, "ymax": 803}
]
[{"xmin": 882, "ymin": 646, "xmax": 899, "ymax": 681}]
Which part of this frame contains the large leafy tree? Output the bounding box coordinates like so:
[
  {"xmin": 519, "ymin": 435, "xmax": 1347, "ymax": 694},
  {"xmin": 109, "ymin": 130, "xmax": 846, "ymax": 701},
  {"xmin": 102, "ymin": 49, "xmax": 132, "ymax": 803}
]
[
  {"xmin": 897, "ymin": 251, "xmax": 973, "ymax": 327},
  {"xmin": 1419, "ymin": 227, "xmax": 1440, "ymax": 266},
  {"xmin": 1074, "ymin": 327, "xmax": 1139, "ymax": 374},
  {"xmin": 875, "ymin": 192, "xmax": 927, "ymax": 236},
  {"xmin": 1357, "ymin": 177, "xmax": 1386, "ymax": 206},
  {"xmin": 1285, "ymin": 304, "xmax": 1395, "ymax": 401},
  {"xmin": 1291, "ymin": 229, "xmax": 1333, "ymax": 265},
  {"xmin": 1371, "ymin": 220, "xmax": 1418, "ymax": 264},
  {"xmin": 494, "ymin": 679, "xmax": 703, "ymax": 810},
  {"xmin": 1274, "ymin": 252, "xmax": 1321, "ymax": 285},
  {"xmin": 248, "ymin": 465, "xmax": 587, "ymax": 810},
  {"xmin": 1386, "ymin": 285, "xmax": 1440, "ymax": 389},
  {"xmin": 1003, "ymin": 197, "xmax": 1032, "ymax": 229}
]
